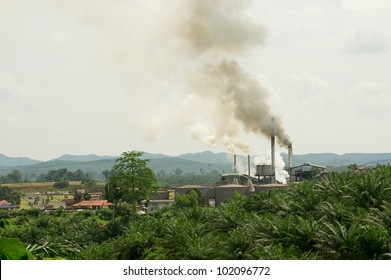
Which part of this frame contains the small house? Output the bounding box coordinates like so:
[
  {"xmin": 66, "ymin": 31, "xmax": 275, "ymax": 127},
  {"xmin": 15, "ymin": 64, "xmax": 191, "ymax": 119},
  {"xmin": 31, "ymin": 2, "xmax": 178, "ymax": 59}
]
[{"xmin": 71, "ymin": 200, "xmax": 113, "ymax": 210}]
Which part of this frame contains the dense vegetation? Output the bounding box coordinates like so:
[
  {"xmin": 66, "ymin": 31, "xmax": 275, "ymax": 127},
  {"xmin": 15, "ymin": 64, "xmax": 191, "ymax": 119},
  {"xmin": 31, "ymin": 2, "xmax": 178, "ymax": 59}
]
[
  {"xmin": 1, "ymin": 165, "xmax": 390, "ymax": 260},
  {"xmin": 36, "ymin": 168, "xmax": 94, "ymax": 183},
  {"xmin": 157, "ymin": 173, "xmax": 221, "ymax": 187},
  {"xmin": 0, "ymin": 167, "xmax": 221, "ymax": 188},
  {"xmin": 0, "ymin": 170, "xmax": 24, "ymax": 184},
  {"xmin": 0, "ymin": 186, "xmax": 21, "ymax": 205}
]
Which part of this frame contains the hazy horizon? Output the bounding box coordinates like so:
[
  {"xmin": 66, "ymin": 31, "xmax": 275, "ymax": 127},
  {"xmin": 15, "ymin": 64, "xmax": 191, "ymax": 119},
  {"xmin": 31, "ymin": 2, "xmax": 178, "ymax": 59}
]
[
  {"xmin": 1, "ymin": 0, "xmax": 390, "ymax": 161},
  {"xmin": 2, "ymin": 149, "xmax": 391, "ymax": 163}
]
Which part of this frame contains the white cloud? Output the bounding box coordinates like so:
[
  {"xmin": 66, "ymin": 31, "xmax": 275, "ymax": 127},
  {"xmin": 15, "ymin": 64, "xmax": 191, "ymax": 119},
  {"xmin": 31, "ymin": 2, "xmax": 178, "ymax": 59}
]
[
  {"xmin": 0, "ymin": 74, "xmax": 35, "ymax": 115},
  {"xmin": 350, "ymin": 82, "xmax": 391, "ymax": 117},
  {"xmin": 344, "ymin": 31, "xmax": 390, "ymax": 55},
  {"xmin": 290, "ymin": 72, "xmax": 327, "ymax": 95},
  {"xmin": 288, "ymin": 72, "xmax": 330, "ymax": 115}
]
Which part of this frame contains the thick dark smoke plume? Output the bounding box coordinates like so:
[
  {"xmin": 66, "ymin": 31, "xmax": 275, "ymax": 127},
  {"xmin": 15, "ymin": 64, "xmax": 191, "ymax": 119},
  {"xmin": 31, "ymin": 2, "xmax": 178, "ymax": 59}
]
[{"xmin": 175, "ymin": 0, "xmax": 291, "ymax": 152}]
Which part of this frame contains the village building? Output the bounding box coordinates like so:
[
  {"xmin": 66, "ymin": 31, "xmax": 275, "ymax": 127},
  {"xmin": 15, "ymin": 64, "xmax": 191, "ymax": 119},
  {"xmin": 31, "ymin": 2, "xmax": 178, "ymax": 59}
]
[
  {"xmin": 0, "ymin": 200, "xmax": 19, "ymax": 209},
  {"xmin": 71, "ymin": 200, "xmax": 113, "ymax": 210}
]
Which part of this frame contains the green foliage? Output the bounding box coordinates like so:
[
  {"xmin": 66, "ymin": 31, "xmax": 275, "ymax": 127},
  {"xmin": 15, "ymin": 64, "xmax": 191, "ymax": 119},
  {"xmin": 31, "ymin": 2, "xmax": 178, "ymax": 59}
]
[
  {"xmin": 158, "ymin": 173, "xmax": 220, "ymax": 187},
  {"xmin": 1, "ymin": 165, "xmax": 390, "ymax": 260},
  {"xmin": 96, "ymin": 207, "xmax": 113, "ymax": 221},
  {"xmin": 37, "ymin": 168, "xmax": 93, "ymax": 182},
  {"xmin": 53, "ymin": 180, "xmax": 70, "ymax": 189},
  {"xmin": 174, "ymin": 189, "xmax": 207, "ymax": 208},
  {"xmin": 81, "ymin": 177, "xmax": 96, "ymax": 188},
  {"xmin": 26, "ymin": 239, "xmax": 82, "ymax": 260},
  {"xmin": 0, "ymin": 237, "xmax": 34, "ymax": 260},
  {"xmin": 0, "ymin": 169, "xmax": 23, "ymax": 184},
  {"xmin": 73, "ymin": 190, "xmax": 83, "ymax": 203},
  {"xmin": 106, "ymin": 151, "xmax": 159, "ymax": 204},
  {"xmin": 0, "ymin": 186, "xmax": 21, "ymax": 205},
  {"xmin": 105, "ymin": 151, "xmax": 159, "ymax": 222}
]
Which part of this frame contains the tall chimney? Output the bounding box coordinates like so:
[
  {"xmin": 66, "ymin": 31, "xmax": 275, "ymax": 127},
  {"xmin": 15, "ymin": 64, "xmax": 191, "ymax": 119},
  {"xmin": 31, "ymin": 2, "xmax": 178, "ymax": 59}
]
[
  {"xmin": 288, "ymin": 144, "xmax": 293, "ymax": 169},
  {"xmin": 233, "ymin": 154, "xmax": 237, "ymax": 173},
  {"xmin": 248, "ymin": 155, "xmax": 251, "ymax": 177},
  {"xmin": 247, "ymin": 154, "xmax": 255, "ymax": 192},
  {"xmin": 271, "ymin": 135, "xmax": 276, "ymax": 183},
  {"xmin": 271, "ymin": 117, "xmax": 276, "ymax": 183},
  {"xmin": 288, "ymin": 144, "xmax": 293, "ymax": 183}
]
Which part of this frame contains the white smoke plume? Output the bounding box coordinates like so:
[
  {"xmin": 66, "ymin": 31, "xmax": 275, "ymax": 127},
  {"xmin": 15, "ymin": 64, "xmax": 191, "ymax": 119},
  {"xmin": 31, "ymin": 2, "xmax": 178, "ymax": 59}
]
[{"xmin": 252, "ymin": 151, "xmax": 289, "ymax": 184}]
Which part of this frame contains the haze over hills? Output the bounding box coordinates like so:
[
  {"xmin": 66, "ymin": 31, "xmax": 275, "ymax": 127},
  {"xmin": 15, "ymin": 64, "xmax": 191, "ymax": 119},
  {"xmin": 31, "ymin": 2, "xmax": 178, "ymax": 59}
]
[
  {"xmin": 0, "ymin": 153, "xmax": 42, "ymax": 167},
  {"xmin": 0, "ymin": 151, "xmax": 390, "ymax": 180},
  {"xmin": 177, "ymin": 151, "xmax": 234, "ymax": 164},
  {"xmin": 50, "ymin": 154, "xmax": 117, "ymax": 162}
]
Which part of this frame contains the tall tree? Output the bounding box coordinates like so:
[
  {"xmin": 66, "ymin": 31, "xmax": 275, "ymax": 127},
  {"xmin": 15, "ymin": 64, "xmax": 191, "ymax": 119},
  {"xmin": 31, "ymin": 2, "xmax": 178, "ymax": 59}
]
[{"xmin": 106, "ymin": 151, "xmax": 158, "ymax": 221}]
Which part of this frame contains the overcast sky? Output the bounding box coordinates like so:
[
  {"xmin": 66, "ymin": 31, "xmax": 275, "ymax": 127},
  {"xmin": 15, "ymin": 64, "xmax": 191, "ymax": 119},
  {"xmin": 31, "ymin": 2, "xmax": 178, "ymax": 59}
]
[{"xmin": 1, "ymin": 0, "xmax": 390, "ymax": 161}]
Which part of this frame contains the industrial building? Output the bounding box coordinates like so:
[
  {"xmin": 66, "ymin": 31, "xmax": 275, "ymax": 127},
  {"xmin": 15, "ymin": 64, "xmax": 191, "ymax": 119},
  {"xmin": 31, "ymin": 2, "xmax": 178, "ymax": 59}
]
[
  {"xmin": 288, "ymin": 162, "xmax": 327, "ymax": 182},
  {"xmin": 161, "ymin": 124, "xmax": 325, "ymax": 209}
]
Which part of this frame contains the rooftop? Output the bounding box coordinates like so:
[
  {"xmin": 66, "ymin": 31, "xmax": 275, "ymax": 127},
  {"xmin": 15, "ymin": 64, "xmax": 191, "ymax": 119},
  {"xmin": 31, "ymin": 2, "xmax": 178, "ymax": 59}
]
[{"xmin": 71, "ymin": 200, "xmax": 113, "ymax": 208}]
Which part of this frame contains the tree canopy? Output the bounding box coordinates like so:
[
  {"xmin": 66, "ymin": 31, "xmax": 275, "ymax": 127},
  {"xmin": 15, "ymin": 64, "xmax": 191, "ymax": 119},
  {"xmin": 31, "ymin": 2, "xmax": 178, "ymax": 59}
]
[
  {"xmin": 105, "ymin": 151, "xmax": 158, "ymax": 205},
  {"xmin": 0, "ymin": 170, "xmax": 23, "ymax": 184},
  {"xmin": 0, "ymin": 186, "xmax": 21, "ymax": 205}
]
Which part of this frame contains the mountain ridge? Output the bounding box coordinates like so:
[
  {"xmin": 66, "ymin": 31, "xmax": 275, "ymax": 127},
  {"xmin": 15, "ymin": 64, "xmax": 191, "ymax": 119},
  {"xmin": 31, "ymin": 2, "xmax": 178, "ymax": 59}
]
[
  {"xmin": 0, "ymin": 153, "xmax": 42, "ymax": 167},
  {"xmin": 1, "ymin": 151, "xmax": 390, "ymax": 180},
  {"xmin": 1, "ymin": 151, "xmax": 391, "ymax": 166}
]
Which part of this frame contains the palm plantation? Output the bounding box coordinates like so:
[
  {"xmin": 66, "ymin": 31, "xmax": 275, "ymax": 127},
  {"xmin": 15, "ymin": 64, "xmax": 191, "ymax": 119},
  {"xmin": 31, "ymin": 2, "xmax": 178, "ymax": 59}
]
[{"xmin": 1, "ymin": 164, "xmax": 390, "ymax": 260}]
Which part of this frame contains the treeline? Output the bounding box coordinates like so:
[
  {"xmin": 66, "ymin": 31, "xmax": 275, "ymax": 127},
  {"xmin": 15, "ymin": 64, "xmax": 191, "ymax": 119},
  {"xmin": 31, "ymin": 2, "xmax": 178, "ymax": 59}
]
[
  {"xmin": 158, "ymin": 173, "xmax": 221, "ymax": 187},
  {"xmin": 1, "ymin": 168, "xmax": 221, "ymax": 186},
  {"xmin": 36, "ymin": 169, "xmax": 93, "ymax": 183},
  {"xmin": 1, "ymin": 165, "xmax": 390, "ymax": 260},
  {"xmin": 0, "ymin": 186, "xmax": 21, "ymax": 205},
  {"xmin": 0, "ymin": 170, "xmax": 23, "ymax": 184},
  {"xmin": 0, "ymin": 168, "xmax": 95, "ymax": 184},
  {"xmin": 104, "ymin": 167, "xmax": 222, "ymax": 187}
]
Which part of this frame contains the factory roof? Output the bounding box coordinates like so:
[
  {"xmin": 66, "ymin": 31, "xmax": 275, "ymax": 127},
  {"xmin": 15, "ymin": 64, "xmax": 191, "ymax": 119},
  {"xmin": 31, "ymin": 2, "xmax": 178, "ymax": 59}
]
[
  {"xmin": 290, "ymin": 162, "xmax": 326, "ymax": 170},
  {"xmin": 175, "ymin": 185, "xmax": 210, "ymax": 189},
  {"xmin": 216, "ymin": 184, "xmax": 249, "ymax": 188}
]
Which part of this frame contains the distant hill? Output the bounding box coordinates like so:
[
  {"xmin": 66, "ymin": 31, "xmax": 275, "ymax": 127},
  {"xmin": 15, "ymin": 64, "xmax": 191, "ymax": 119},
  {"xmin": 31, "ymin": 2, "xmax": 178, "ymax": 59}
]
[
  {"xmin": 51, "ymin": 152, "xmax": 171, "ymax": 162},
  {"xmin": 282, "ymin": 152, "xmax": 391, "ymax": 167},
  {"xmin": 177, "ymin": 151, "xmax": 233, "ymax": 164},
  {"xmin": 149, "ymin": 157, "xmax": 232, "ymax": 175},
  {"xmin": 1, "ymin": 151, "xmax": 390, "ymax": 181},
  {"xmin": 51, "ymin": 154, "xmax": 117, "ymax": 162},
  {"xmin": 0, "ymin": 153, "xmax": 42, "ymax": 167}
]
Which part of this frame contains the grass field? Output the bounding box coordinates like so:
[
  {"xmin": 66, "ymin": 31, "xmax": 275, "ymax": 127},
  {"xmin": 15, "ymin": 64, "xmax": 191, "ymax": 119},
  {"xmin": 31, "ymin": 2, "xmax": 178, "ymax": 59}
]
[
  {"xmin": 2, "ymin": 181, "xmax": 106, "ymax": 209},
  {"xmin": 3, "ymin": 181, "xmax": 106, "ymax": 194}
]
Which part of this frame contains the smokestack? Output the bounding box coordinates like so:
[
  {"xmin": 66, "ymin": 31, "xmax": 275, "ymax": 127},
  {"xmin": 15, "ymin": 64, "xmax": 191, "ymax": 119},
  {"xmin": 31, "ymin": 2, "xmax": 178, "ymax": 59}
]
[
  {"xmin": 288, "ymin": 144, "xmax": 293, "ymax": 169},
  {"xmin": 247, "ymin": 154, "xmax": 255, "ymax": 192},
  {"xmin": 271, "ymin": 117, "xmax": 276, "ymax": 183},
  {"xmin": 248, "ymin": 155, "xmax": 251, "ymax": 177},
  {"xmin": 271, "ymin": 135, "xmax": 276, "ymax": 183},
  {"xmin": 233, "ymin": 154, "xmax": 237, "ymax": 173}
]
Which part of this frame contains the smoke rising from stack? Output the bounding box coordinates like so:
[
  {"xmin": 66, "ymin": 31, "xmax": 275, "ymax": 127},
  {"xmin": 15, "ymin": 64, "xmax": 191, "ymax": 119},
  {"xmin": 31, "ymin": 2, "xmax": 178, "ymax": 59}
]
[
  {"xmin": 6, "ymin": 0, "xmax": 291, "ymax": 154},
  {"xmin": 176, "ymin": 0, "xmax": 291, "ymax": 152}
]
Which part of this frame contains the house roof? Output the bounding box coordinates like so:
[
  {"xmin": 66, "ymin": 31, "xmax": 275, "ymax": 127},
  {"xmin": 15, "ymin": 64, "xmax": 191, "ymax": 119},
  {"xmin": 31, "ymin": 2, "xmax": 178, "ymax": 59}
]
[
  {"xmin": 71, "ymin": 200, "xmax": 113, "ymax": 208},
  {"xmin": 0, "ymin": 200, "xmax": 12, "ymax": 205}
]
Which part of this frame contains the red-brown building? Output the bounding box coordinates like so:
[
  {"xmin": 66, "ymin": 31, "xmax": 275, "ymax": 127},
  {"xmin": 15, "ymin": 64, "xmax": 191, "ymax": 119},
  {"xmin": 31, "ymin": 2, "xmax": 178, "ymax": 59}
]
[
  {"xmin": 71, "ymin": 200, "xmax": 113, "ymax": 210},
  {"xmin": 0, "ymin": 200, "xmax": 19, "ymax": 209}
]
